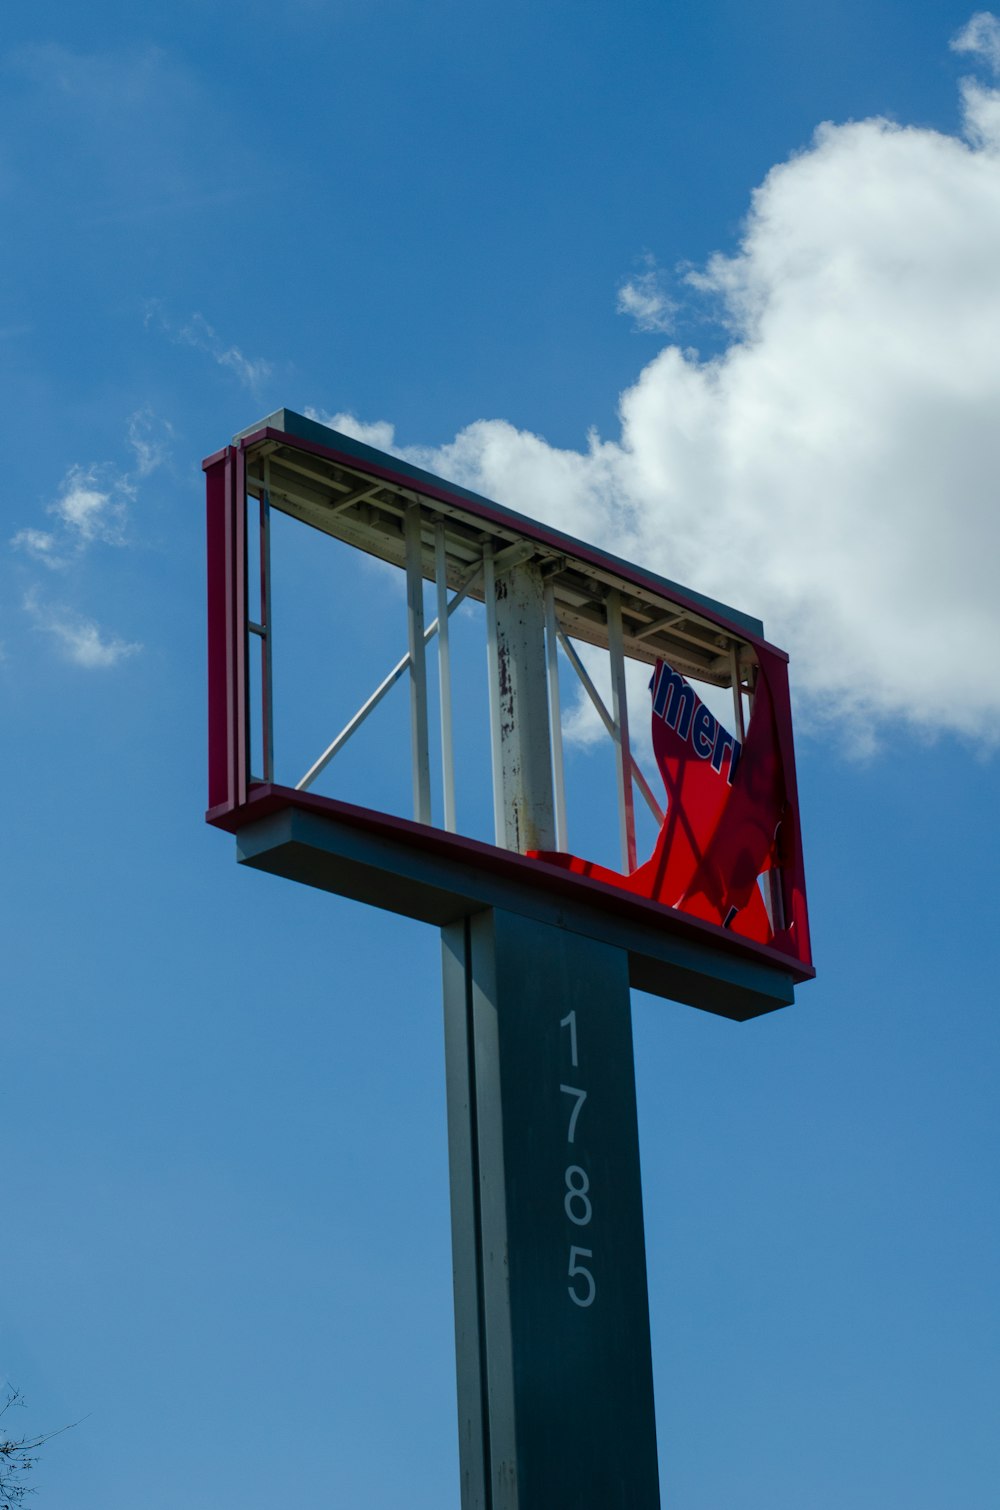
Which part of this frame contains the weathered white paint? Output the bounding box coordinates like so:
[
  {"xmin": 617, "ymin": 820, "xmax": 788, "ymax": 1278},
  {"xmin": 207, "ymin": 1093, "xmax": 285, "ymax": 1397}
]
[{"xmin": 492, "ymin": 556, "xmax": 556, "ymax": 853}]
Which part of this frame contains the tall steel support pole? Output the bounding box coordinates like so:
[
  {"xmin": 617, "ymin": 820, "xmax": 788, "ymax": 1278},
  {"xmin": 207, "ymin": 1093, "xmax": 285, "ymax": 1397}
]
[
  {"xmin": 442, "ymin": 557, "xmax": 658, "ymax": 1506},
  {"xmin": 441, "ymin": 909, "xmax": 661, "ymax": 1509}
]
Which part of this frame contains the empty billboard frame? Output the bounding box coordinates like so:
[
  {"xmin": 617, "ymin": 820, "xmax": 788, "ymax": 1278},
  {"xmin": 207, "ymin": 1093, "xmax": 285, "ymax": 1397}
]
[{"xmin": 204, "ymin": 408, "xmax": 813, "ymax": 1021}]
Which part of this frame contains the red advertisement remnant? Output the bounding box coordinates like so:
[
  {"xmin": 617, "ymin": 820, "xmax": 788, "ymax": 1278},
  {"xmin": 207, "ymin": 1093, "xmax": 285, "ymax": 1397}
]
[{"xmin": 531, "ymin": 651, "xmax": 808, "ymax": 960}]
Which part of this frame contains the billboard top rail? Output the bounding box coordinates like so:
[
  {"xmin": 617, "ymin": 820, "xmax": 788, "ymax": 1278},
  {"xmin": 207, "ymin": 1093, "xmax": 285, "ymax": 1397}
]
[{"xmin": 210, "ymin": 408, "xmax": 773, "ymax": 689}]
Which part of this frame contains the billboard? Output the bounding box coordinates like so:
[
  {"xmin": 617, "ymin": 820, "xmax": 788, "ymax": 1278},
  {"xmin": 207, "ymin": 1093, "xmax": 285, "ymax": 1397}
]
[{"xmin": 204, "ymin": 408, "xmax": 812, "ymax": 1019}]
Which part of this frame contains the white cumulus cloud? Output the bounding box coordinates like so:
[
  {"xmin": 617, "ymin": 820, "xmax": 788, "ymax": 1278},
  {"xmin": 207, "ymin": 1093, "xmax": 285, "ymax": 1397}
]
[{"xmin": 347, "ymin": 30, "xmax": 1000, "ymax": 753}]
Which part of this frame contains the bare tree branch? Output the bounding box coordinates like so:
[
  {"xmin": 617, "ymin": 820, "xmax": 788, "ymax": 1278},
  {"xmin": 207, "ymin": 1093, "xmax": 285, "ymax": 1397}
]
[{"xmin": 1, "ymin": 1388, "xmax": 83, "ymax": 1509}]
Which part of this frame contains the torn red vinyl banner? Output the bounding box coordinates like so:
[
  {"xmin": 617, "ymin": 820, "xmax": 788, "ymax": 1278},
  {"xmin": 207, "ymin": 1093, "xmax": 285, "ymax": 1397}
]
[{"xmin": 531, "ymin": 652, "xmax": 797, "ymax": 951}]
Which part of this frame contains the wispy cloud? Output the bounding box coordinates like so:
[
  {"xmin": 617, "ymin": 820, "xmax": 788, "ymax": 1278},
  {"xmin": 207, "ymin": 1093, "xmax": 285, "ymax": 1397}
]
[
  {"xmin": 617, "ymin": 256, "xmax": 677, "ymax": 334},
  {"xmin": 50, "ymin": 464, "xmax": 128, "ymax": 545},
  {"xmin": 10, "ymin": 527, "xmax": 65, "ymax": 569},
  {"xmin": 176, "ymin": 313, "xmax": 273, "ymax": 391},
  {"xmin": 952, "ymin": 11, "xmax": 1000, "ymax": 72},
  {"xmin": 128, "ymin": 406, "xmax": 173, "ymax": 478},
  {"xmin": 10, "ymin": 409, "xmax": 169, "ymax": 567},
  {"xmin": 11, "ymin": 464, "xmax": 126, "ymax": 566},
  {"xmin": 145, "ymin": 301, "xmax": 273, "ymax": 393},
  {"xmin": 8, "ymin": 410, "xmax": 168, "ymax": 667},
  {"xmin": 51, "ymin": 618, "xmax": 142, "ymax": 669},
  {"xmin": 23, "ymin": 591, "xmax": 141, "ymax": 669}
]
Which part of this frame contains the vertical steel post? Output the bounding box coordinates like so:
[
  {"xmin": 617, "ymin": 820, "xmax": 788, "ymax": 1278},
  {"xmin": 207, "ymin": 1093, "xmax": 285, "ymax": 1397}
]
[
  {"xmin": 405, "ymin": 505, "xmax": 432, "ymax": 825},
  {"xmin": 205, "ymin": 447, "xmax": 247, "ymax": 812},
  {"xmin": 441, "ymin": 909, "xmax": 660, "ymax": 1509},
  {"xmin": 233, "ymin": 447, "xmax": 250, "ymax": 807},
  {"xmin": 482, "ymin": 544, "xmax": 507, "ymax": 848},
  {"xmin": 745, "ymin": 663, "xmax": 785, "ymax": 932},
  {"xmin": 543, "ymin": 580, "xmax": 568, "ymax": 853},
  {"xmin": 491, "ymin": 559, "xmax": 555, "ymax": 854},
  {"xmin": 436, "ymin": 521, "xmax": 458, "ymax": 832},
  {"xmin": 730, "ymin": 644, "xmax": 746, "ymax": 742},
  {"xmin": 261, "ymin": 459, "xmax": 275, "ymax": 783},
  {"xmin": 607, "ymin": 589, "xmax": 637, "ymax": 872}
]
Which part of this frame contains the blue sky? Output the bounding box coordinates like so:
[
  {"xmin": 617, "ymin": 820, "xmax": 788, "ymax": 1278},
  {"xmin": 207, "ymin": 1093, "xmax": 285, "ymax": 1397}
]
[{"xmin": 3, "ymin": 3, "xmax": 999, "ymax": 1507}]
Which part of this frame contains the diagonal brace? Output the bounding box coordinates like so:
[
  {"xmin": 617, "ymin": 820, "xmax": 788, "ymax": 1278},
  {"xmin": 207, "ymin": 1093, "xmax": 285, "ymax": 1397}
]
[
  {"xmin": 295, "ymin": 566, "xmax": 482, "ymax": 792},
  {"xmin": 556, "ymin": 630, "xmax": 665, "ymax": 829}
]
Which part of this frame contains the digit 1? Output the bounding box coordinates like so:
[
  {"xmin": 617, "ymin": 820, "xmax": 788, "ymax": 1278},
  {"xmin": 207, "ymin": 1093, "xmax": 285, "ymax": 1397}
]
[{"xmin": 560, "ymin": 1009, "xmax": 578, "ymax": 1068}]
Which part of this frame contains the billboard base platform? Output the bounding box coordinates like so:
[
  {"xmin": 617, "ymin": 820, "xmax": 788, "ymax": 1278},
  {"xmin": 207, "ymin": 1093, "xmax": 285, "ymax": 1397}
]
[{"xmin": 217, "ymin": 784, "xmax": 807, "ymax": 1022}]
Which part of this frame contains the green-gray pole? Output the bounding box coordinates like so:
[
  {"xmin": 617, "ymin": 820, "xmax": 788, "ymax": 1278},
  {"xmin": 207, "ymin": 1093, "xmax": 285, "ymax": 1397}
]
[{"xmin": 442, "ymin": 908, "xmax": 660, "ymax": 1509}]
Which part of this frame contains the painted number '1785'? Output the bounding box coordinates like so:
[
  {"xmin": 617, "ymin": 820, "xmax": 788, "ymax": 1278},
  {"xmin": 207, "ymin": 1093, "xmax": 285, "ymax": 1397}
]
[{"xmin": 560, "ymin": 1010, "xmax": 595, "ymax": 1308}]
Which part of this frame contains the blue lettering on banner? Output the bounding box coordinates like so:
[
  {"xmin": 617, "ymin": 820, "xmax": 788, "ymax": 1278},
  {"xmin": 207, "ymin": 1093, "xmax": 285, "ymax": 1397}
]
[
  {"xmin": 691, "ymin": 704, "xmax": 715, "ymax": 759},
  {"xmin": 652, "ymin": 661, "xmax": 742, "ymax": 786},
  {"xmin": 652, "ymin": 662, "xmax": 696, "ymax": 739}
]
